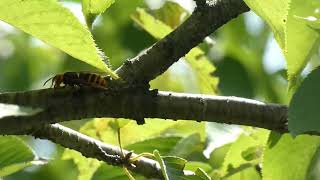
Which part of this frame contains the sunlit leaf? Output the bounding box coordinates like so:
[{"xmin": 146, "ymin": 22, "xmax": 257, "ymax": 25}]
[
  {"xmin": 150, "ymin": 70, "xmax": 185, "ymax": 92},
  {"xmin": 184, "ymin": 161, "xmax": 212, "ymax": 173},
  {"xmin": 262, "ymin": 133, "xmax": 320, "ymax": 180},
  {"xmin": 0, "ymin": 160, "xmax": 47, "ymax": 177},
  {"xmin": 0, "ymin": 136, "xmax": 36, "ymax": 177},
  {"xmin": 286, "ymin": 0, "xmax": 320, "ymax": 89},
  {"xmin": 82, "ymin": 0, "xmax": 115, "ymax": 28},
  {"xmin": 114, "ymin": 118, "xmax": 130, "ymax": 129},
  {"xmin": 288, "ymin": 67, "xmax": 320, "ymax": 135},
  {"xmin": 0, "ymin": 0, "xmax": 118, "ymax": 79},
  {"xmin": 244, "ymin": 0, "xmax": 320, "ymax": 89},
  {"xmin": 0, "ymin": 162, "xmax": 33, "ymax": 177},
  {"xmin": 305, "ymin": 16, "xmax": 320, "ymax": 32},
  {"xmin": 185, "ymin": 49, "xmax": 218, "ymax": 94},
  {"xmin": 152, "ymin": 1, "xmax": 188, "ymax": 29},
  {"xmin": 62, "ymin": 149, "xmax": 101, "ymax": 180},
  {"xmin": 222, "ymin": 129, "xmax": 269, "ymax": 177},
  {"xmin": 225, "ymin": 167, "xmax": 261, "ymax": 180},
  {"xmin": 209, "ymin": 143, "xmax": 231, "ymax": 170}
]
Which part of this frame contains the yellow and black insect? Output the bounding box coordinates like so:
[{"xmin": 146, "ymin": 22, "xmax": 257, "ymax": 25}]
[{"xmin": 44, "ymin": 72, "xmax": 111, "ymax": 89}]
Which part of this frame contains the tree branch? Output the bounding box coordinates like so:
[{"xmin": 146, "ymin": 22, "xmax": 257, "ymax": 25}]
[
  {"xmin": 0, "ymin": 88, "xmax": 288, "ymax": 134},
  {"xmin": 115, "ymin": 0, "xmax": 249, "ymax": 83},
  {"xmin": 21, "ymin": 124, "xmax": 163, "ymax": 179}
]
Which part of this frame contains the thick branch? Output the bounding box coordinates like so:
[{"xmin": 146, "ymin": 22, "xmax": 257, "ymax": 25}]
[
  {"xmin": 116, "ymin": 0, "xmax": 249, "ymax": 83},
  {"xmin": 0, "ymin": 88, "xmax": 288, "ymax": 134},
  {"xmin": 22, "ymin": 124, "xmax": 163, "ymax": 179}
]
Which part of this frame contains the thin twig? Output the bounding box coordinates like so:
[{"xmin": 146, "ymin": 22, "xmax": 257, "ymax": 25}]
[{"xmin": 24, "ymin": 124, "xmax": 164, "ymax": 179}]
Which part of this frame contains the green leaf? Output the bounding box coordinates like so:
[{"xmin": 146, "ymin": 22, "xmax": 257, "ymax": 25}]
[
  {"xmin": 154, "ymin": 150, "xmax": 170, "ymax": 180},
  {"xmin": 243, "ymin": 0, "xmax": 289, "ymax": 50},
  {"xmin": 125, "ymin": 136, "xmax": 182, "ymax": 155},
  {"xmin": 131, "ymin": 8, "xmax": 171, "ymax": 39},
  {"xmin": 209, "ymin": 143, "xmax": 231, "ymax": 170},
  {"xmin": 286, "ymin": 0, "xmax": 320, "ymax": 89},
  {"xmin": 0, "ymin": 160, "xmax": 47, "ymax": 177},
  {"xmin": 0, "ymin": 103, "xmax": 42, "ymax": 118},
  {"xmin": 305, "ymin": 16, "xmax": 320, "ymax": 32},
  {"xmin": 82, "ymin": 0, "xmax": 115, "ymax": 28},
  {"xmin": 244, "ymin": 0, "xmax": 320, "ymax": 89},
  {"xmin": 222, "ymin": 129, "xmax": 269, "ymax": 177},
  {"xmin": 152, "ymin": 1, "xmax": 188, "ymax": 29},
  {"xmin": 62, "ymin": 149, "xmax": 101, "ymax": 180},
  {"xmin": 169, "ymin": 133, "xmax": 201, "ymax": 158},
  {"xmin": 195, "ymin": 168, "xmax": 211, "ymax": 180},
  {"xmin": 150, "ymin": 70, "xmax": 185, "ymax": 92},
  {"xmin": 114, "ymin": 118, "xmax": 130, "ymax": 129},
  {"xmin": 0, "ymin": 162, "xmax": 33, "ymax": 177},
  {"xmin": 185, "ymin": 162, "xmax": 212, "ymax": 173},
  {"xmin": 307, "ymin": 148, "xmax": 320, "ymax": 179},
  {"xmin": 131, "ymin": 8, "xmax": 218, "ymax": 94},
  {"xmin": 185, "ymin": 48, "xmax": 218, "ymax": 94},
  {"xmin": 0, "ymin": 0, "xmax": 118, "ymax": 79},
  {"xmin": 92, "ymin": 163, "xmax": 141, "ymax": 180},
  {"xmin": 225, "ymin": 167, "xmax": 261, "ymax": 180},
  {"xmin": 154, "ymin": 150, "xmax": 188, "ymax": 180},
  {"xmin": 0, "ymin": 136, "xmax": 36, "ymax": 177},
  {"xmin": 288, "ymin": 67, "xmax": 320, "ymax": 135},
  {"xmin": 214, "ymin": 58, "xmax": 254, "ymax": 98},
  {"xmin": 262, "ymin": 133, "xmax": 320, "ymax": 180}
]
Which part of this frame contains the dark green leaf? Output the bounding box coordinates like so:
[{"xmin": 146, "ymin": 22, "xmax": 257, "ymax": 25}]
[
  {"xmin": 215, "ymin": 58, "xmax": 254, "ymax": 98},
  {"xmin": 194, "ymin": 168, "xmax": 211, "ymax": 180},
  {"xmin": 154, "ymin": 150, "xmax": 192, "ymax": 180},
  {"xmin": 289, "ymin": 67, "xmax": 320, "ymax": 135}
]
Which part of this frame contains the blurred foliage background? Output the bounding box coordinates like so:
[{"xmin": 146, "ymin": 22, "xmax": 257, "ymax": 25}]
[{"xmin": 1, "ymin": 0, "xmax": 319, "ymax": 179}]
